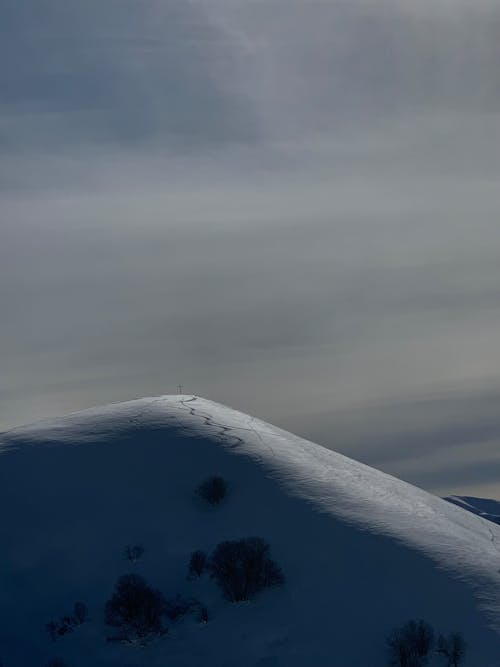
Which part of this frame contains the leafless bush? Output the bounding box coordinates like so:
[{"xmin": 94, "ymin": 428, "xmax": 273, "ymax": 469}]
[
  {"xmin": 105, "ymin": 574, "xmax": 166, "ymax": 644},
  {"xmin": 437, "ymin": 633, "xmax": 466, "ymax": 667},
  {"xmin": 188, "ymin": 550, "xmax": 208, "ymax": 579},
  {"xmin": 387, "ymin": 619, "xmax": 435, "ymax": 667},
  {"xmin": 197, "ymin": 476, "xmax": 228, "ymax": 506},
  {"xmin": 123, "ymin": 543, "xmax": 145, "ymax": 564},
  {"xmin": 210, "ymin": 537, "xmax": 284, "ymax": 602}
]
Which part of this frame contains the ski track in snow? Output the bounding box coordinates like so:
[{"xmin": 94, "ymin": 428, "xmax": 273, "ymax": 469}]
[
  {"xmin": 179, "ymin": 396, "xmax": 245, "ymax": 450},
  {"xmin": 176, "ymin": 396, "xmax": 277, "ymax": 465},
  {"xmin": 190, "ymin": 397, "xmax": 277, "ymax": 468}
]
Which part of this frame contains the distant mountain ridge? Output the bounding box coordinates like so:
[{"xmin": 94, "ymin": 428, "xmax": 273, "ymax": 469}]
[{"xmin": 444, "ymin": 495, "xmax": 500, "ymax": 526}]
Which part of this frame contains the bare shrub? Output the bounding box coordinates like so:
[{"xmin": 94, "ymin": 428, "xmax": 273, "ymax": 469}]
[
  {"xmin": 210, "ymin": 537, "xmax": 284, "ymax": 602},
  {"xmin": 105, "ymin": 574, "xmax": 166, "ymax": 644},
  {"xmin": 387, "ymin": 619, "xmax": 435, "ymax": 667},
  {"xmin": 437, "ymin": 633, "xmax": 466, "ymax": 667},
  {"xmin": 45, "ymin": 601, "xmax": 88, "ymax": 641},
  {"xmin": 46, "ymin": 621, "xmax": 58, "ymax": 642},
  {"xmin": 197, "ymin": 476, "xmax": 228, "ymax": 506},
  {"xmin": 188, "ymin": 550, "xmax": 208, "ymax": 579},
  {"xmin": 73, "ymin": 601, "xmax": 88, "ymax": 625},
  {"xmin": 123, "ymin": 544, "xmax": 145, "ymax": 564},
  {"xmin": 199, "ymin": 605, "xmax": 209, "ymax": 623}
]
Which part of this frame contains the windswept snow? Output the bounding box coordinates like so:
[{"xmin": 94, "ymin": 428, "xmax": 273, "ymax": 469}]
[{"xmin": 1, "ymin": 395, "xmax": 499, "ymax": 667}]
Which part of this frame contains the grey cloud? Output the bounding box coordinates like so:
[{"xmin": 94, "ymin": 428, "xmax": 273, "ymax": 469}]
[
  {"xmin": 282, "ymin": 385, "xmax": 500, "ymax": 496},
  {"xmin": 0, "ymin": 0, "xmax": 258, "ymax": 150},
  {"xmin": 399, "ymin": 457, "xmax": 500, "ymax": 497},
  {"xmin": 2, "ymin": 0, "xmax": 500, "ymax": 501},
  {"xmin": 221, "ymin": 0, "xmax": 500, "ymax": 138},
  {"xmin": 4, "ymin": 0, "xmax": 500, "ymax": 153}
]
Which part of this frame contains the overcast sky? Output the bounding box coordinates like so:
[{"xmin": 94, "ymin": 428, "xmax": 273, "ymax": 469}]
[{"xmin": 2, "ymin": 0, "xmax": 500, "ymax": 499}]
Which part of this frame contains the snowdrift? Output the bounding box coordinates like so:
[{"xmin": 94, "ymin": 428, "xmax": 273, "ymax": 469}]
[{"xmin": 1, "ymin": 395, "xmax": 499, "ymax": 667}]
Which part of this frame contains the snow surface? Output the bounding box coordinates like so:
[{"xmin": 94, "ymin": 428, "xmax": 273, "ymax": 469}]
[{"xmin": 1, "ymin": 395, "xmax": 499, "ymax": 667}]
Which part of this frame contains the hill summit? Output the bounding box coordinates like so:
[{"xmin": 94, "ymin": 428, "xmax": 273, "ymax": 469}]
[{"xmin": 1, "ymin": 395, "xmax": 499, "ymax": 666}]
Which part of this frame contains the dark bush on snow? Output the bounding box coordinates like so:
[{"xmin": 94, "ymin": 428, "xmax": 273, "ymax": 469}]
[
  {"xmin": 437, "ymin": 633, "xmax": 466, "ymax": 667},
  {"xmin": 73, "ymin": 601, "xmax": 88, "ymax": 625},
  {"xmin": 46, "ymin": 618, "xmax": 71, "ymax": 641},
  {"xmin": 123, "ymin": 543, "xmax": 145, "ymax": 564},
  {"xmin": 58, "ymin": 618, "xmax": 73, "ymax": 637},
  {"xmin": 46, "ymin": 602, "xmax": 88, "ymax": 642},
  {"xmin": 105, "ymin": 574, "xmax": 166, "ymax": 644},
  {"xmin": 197, "ymin": 475, "xmax": 228, "ymax": 506},
  {"xmin": 188, "ymin": 550, "xmax": 208, "ymax": 579},
  {"xmin": 46, "ymin": 621, "xmax": 59, "ymax": 642},
  {"xmin": 387, "ymin": 619, "xmax": 435, "ymax": 667},
  {"xmin": 210, "ymin": 537, "xmax": 284, "ymax": 602}
]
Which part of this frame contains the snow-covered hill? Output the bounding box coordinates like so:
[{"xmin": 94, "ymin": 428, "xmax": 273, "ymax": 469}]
[
  {"xmin": 444, "ymin": 496, "xmax": 500, "ymax": 526},
  {"xmin": 1, "ymin": 395, "xmax": 499, "ymax": 667}
]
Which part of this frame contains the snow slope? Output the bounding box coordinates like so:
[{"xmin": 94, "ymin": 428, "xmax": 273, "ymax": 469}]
[
  {"xmin": 444, "ymin": 496, "xmax": 500, "ymax": 526},
  {"xmin": 1, "ymin": 395, "xmax": 499, "ymax": 667}
]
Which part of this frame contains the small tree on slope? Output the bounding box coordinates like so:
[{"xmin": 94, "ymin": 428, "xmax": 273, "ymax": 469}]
[
  {"xmin": 387, "ymin": 619, "xmax": 435, "ymax": 667},
  {"xmin": 188, "ymin": 550, "xmax": 208, "ymax": 579},
  {"xmin": 104, "ymin": 574, "xmax": 166, "ymax": 644},
  {"xmin": 210, "ymin": 537, "xmax": 284, "ymax": 602},
  {"xmin": 123, "ymin": 543, "xmax": 145, "ymax": 564},
  {"xmin": 437, "ymin": 633, "xmax": 466, "ymax": 667},
  {"xmin": 197, "ymin": 476, "xmax": 228, "ymax": 506}
]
